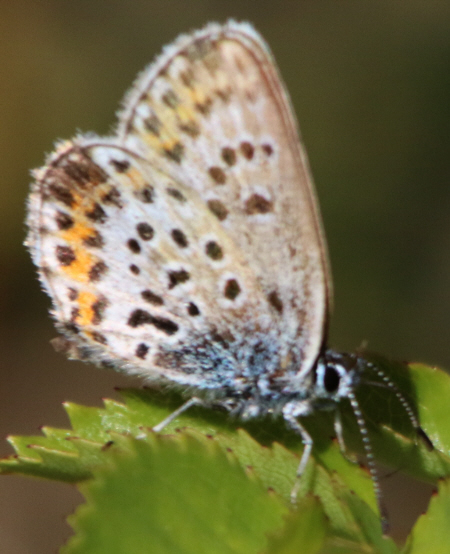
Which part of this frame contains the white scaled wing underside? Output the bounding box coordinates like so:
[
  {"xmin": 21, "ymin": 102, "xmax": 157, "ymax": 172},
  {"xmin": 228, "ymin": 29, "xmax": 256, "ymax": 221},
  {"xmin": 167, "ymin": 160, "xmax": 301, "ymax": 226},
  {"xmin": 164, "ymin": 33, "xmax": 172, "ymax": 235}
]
[{"xmin": 27, "ymin": 21, "xmax": 331, "ymax": 390}]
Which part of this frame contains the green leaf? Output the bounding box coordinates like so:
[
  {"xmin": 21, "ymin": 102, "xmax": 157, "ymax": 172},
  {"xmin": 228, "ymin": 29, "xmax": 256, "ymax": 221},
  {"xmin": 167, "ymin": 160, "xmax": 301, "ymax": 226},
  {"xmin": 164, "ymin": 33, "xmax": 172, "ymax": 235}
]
[
  {"xmin": 402, "ymin": 478, "xmax": 450, "ymax": 554},
  {"xmin": 264, "ymin": 496, "xmax": 328, "ymax": 554},
  {"xmin": 0, "ymin": 386, "xmax": 374, "ymax": 502},
  {"xmin": 409, "ymin": 363, "xmax": 450, "ymax": 457},
  {"xmin": 264, "ymin": 494, "xmax": 399, "ymax": 554},
  {"xmin": 62, "ymin": 432, "xmax": 288, "ymax": 554},
  {"xmin": 0, "ymin": 385, "xmax": 380, "ymax": 536},
  {"xmin": 2, "ymin": 358, "xmax": 450, "ymax": 550},
  {"xmin": 62, "ymin": 432, "xmax": 398, "ymax": 554},
  {"xmin": 336, "ymin": 357, "xmax": 450, "ymax": 484}
]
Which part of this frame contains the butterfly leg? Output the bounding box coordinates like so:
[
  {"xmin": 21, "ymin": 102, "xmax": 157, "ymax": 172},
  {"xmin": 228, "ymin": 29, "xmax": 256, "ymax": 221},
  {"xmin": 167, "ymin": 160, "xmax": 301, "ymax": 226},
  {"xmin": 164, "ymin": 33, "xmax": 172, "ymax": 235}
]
[
  {"xmin": 334, "ymin": 409, "xmax": 357, "ymax": 464},
  {"xmin": 152, "ymin": 397, "xmax": 205, "ymax": 433},
  {"xmin": 283, "ymin": 414, "xmax": 313, "ymax": 503}
]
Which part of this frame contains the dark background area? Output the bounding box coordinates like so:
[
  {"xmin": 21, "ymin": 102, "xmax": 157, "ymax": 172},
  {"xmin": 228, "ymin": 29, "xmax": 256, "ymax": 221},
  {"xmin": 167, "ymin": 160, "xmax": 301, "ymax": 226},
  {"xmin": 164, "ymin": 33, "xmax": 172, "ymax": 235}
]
[{"xmin": 1, "ymin": 1, "xmax": 449, "ymax": 551}]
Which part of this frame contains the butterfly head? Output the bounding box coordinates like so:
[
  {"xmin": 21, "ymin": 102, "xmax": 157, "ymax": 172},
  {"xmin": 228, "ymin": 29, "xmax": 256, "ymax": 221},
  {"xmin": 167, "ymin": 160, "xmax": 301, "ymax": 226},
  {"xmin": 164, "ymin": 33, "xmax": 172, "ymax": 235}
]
[
  {"xmin": 313, "ymin": 350, "xmax": 362, "ymax": 402},
  {"xmin": 279, "ymin": 350, "xmax": 362, "ymax": 423}
]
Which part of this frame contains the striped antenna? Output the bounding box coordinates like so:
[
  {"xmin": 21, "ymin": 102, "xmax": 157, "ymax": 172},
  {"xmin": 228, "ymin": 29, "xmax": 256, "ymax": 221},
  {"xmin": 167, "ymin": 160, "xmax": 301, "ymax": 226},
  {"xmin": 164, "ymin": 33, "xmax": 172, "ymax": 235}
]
[
  {"xmin": 363, "ymin": 361, "xmax": 433, "ymax": 450},
  {"xmin": 347, "ymin": 388, "xmax": 388, "ymax": 533}
]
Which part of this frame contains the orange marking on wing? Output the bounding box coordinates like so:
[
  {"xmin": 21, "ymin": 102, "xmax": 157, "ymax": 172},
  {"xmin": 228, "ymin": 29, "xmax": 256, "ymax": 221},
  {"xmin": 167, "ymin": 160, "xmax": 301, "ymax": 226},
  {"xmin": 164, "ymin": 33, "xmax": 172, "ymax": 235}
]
[
  {"xmin": 75, "ymin": 291, "xmax": 98, "ymax": 326},
  {"xmin": 126, "ymin": 167, "xmax": 149, "ymax": 189},
  {"xmin": 188, "ymin": 86, "xmax": 209, "ymax": 107},
  {"xmin": 71, "ymin": 191, "xmax": 84, "ymax": 210},
  {"xmin": 61, "ymin": 247, "xmax": 95, "ymax": 282},
  {"xmin": 175, "ymin": 102, "xmax": 195, "ymax": 123},
  {"xmin": 160, "ymin": 137, "xmax": 180, "ymax": 151},
  {"xmin": 61, "ymin": 221, "xmax": 96, "ymax": 244}
]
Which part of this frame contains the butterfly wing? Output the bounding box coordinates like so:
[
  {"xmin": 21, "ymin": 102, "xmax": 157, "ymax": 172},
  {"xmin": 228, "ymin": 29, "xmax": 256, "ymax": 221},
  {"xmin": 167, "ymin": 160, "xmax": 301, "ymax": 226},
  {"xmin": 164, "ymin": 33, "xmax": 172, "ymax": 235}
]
[
  {"xmin": 119, "ymin": 22, "xmax": 332, "ymax": 378},
  {"xmin": 27, "ymin": 22, "xmax": 331, "ymax": 388}
]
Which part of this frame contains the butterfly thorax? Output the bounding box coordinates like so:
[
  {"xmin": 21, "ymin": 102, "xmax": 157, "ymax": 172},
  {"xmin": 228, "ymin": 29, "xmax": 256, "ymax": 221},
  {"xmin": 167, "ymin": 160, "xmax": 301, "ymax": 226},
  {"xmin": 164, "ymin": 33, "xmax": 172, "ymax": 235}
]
[{"xmin": 207, "ymin": 349, "xmax": 361, "ymax": 422}]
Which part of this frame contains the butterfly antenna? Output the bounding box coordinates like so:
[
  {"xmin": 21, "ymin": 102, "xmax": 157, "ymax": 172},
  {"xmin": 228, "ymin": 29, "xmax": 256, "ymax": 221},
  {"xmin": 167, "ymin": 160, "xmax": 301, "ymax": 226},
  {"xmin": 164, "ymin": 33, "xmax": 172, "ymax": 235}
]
[
  {"xmin": 364, "ymin": 362, "xmax": 433, "ymax": 450},
  {"xmin": 347, "ymin": 389, "xmax": 388, "ymax": 533}
]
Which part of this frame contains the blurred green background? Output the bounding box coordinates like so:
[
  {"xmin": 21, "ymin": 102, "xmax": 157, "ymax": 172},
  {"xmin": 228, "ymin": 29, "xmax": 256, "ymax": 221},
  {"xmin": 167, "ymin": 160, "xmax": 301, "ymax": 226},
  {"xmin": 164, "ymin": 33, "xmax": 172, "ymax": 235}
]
[{"xmin": 1, "ymin": 1, "xmax": 449, "ymax": 551}]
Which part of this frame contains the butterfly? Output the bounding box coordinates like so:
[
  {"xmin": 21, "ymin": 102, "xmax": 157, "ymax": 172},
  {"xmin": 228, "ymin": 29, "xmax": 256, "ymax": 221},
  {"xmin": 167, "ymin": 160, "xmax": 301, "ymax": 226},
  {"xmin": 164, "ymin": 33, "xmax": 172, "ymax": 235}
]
[{"xmin": 27, "ymin": 21, "xmax": 430, "ymax": 527}]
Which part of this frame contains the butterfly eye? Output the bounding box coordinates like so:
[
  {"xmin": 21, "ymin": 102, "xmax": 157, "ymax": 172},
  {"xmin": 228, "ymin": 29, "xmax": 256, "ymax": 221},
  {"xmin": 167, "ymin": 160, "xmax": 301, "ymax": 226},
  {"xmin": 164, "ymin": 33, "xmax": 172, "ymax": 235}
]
[{"xmin": 324, "ymin": 365, "xmax": 341, "ymax": 393}]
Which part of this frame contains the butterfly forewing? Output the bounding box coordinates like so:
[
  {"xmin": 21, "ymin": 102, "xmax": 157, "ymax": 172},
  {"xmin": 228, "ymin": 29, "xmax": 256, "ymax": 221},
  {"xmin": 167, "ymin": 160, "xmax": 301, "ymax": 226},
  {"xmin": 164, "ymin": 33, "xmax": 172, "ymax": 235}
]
[
  {"xmin": 119, "ymin": 21, "xmax": 331, "ymax": 378},
  {"xmin": 27, "ymin": 21, "xmax": 330, "ymax": 387}
]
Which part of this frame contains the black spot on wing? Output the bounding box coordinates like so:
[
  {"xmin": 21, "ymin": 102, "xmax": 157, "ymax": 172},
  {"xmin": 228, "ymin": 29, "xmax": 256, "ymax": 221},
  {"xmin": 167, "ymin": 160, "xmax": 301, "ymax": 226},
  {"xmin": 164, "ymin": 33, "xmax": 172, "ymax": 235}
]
[
  {"xmin": 89, "ymin": 261, "xmax": 107, "ymax": 282},
  {"xmin": 86, "ymin": 203, "xmax": 107, "ymax": 223},
  {"xmin": 224, "ymin": 279, "xmax": 241, "ymax": 300},
  {"xmin": 207, "ymin": 199, "xmax": 228, "ymax": 221},
  {"xmin": 127, "ymin": 309, "xmax": 178, "ymax": 335},
  {"xmin": 245, "ymin": 194, "xmax": 273, "ymax": 215},
  {"xmin": 209, "ymin": 166, "xmax": 226, "ymax": 185},
  {"xmin": 267, "ymin": 291, "xmax": 283, "ymax": 313},
  {"xmin": 141, "ymin": 289, "xmax": 164, "ymax": 306},
  {"xmin": 56, "ymin": 245, "xmax": 75, "ymax": 266},
  {"xmin": 187, "ymin": 302, "xmax": 200, "ymax": 316},
  {"xmin": 221, "ymin": 147, "xmax": 236, "ymax": 166},
  {"xmin": 171, "ymin": 229, "xmax": 188, "ymax": 248},
  {"xmin": 136, "ymin": 343, "xmax": 149, "ymax": 359},
  {"xmin": 110, "ymin": 159, "xmax": 130, "ymax": 173},
  {"xmin": 137, "ymin": 222, "xmax": 154, "ymax": 241},
  {"xmin": 55, "ymin": 211, "xmax": 74, "ymax": 230},
  {"xmin": 205, "ymin": 241, "xmax": 223, "ymax": 260},
  {"xmin": 127, "ymin": 239, "xmax": 141, "ymax": 254},
  {"xmin": 168, "ymin": 269, "xmax": 190, "ymax": 289},
  {"xmin": 240, "ymin": 142, "xmax": 254, "ymax": 160}
]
